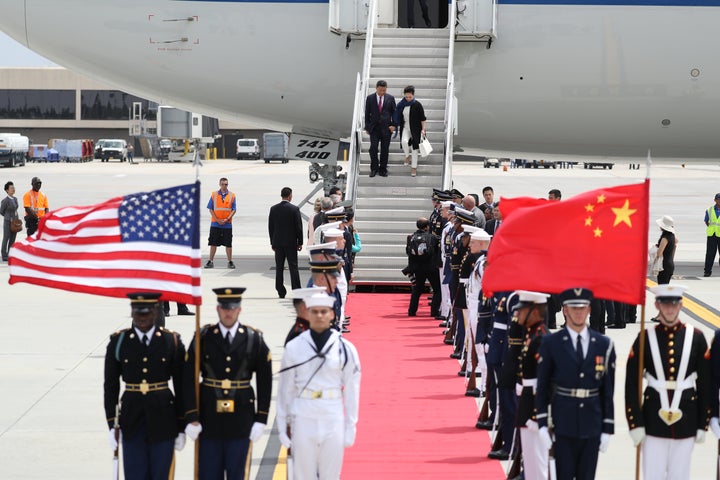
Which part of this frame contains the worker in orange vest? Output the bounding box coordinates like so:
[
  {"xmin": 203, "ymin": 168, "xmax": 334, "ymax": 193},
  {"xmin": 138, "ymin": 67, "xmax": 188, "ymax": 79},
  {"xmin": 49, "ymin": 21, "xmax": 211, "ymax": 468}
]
[{"xmin": 206, "ymin": 177, "xmax": 236, "ymax": 269}]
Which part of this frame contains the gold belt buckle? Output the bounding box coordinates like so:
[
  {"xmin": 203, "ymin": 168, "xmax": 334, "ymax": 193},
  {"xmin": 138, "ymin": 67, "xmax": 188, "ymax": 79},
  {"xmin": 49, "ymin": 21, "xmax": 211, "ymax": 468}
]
[
  {"xmin": 221, "ymin": 379, "xmax": 232, "ymax": 389},
  {"xmin": 216, "ymin": 399, "xmax": 235, "ymax": 413},
  {"xmin": 139, "ymin": 381, "xmax": 149, "ymax": 395},
  {"xmin": 311, "ymin": 390, "xmax": 322, "ymax": 399}
]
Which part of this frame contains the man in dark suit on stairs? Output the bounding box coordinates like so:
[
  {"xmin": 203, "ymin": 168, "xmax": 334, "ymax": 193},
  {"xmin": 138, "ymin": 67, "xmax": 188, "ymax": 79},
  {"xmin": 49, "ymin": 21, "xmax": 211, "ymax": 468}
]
[
  {"xmin": 364, "ymin": 80, "xmax": 396, "ymax": 177},
  {"xmin": 268, "ymin": 187, "xmax": 304, "ymax": 298}
]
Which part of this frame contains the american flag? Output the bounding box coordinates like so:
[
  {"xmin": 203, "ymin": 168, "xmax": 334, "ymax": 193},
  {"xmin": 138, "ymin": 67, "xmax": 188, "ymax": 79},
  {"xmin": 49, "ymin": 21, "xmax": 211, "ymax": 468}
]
[{"xmin": 8, "ymin": 182, "xmax": 202, "ymax": 305}]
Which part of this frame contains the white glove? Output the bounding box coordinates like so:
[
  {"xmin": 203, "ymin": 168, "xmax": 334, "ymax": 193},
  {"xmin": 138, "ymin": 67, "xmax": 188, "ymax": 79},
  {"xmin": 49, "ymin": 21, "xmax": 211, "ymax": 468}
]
[
  {"xmin": 599, "ymin": 433, "xmax": 610, "ymax": 453},
  {"xmin": 108, "ymin": 428, "xmax": 121, "ymax": 450},
  {"xmin": 174, "ymin": 433, "xmax": 186, "ymax": 451},
  {"xmin": 249, "ymin": 422, "xmax": 265, "ymax": 443},
  {"xmin": 279, "ymin": 431, "xmax": 292, "ymax": 449},
  {"xmin": 483, "ymin": 343, "xmax": 489, "ymax": 354},
  {"xmin": 344, "ymin": 423, "xmax": 357, "ymax": 448},
  {"xmin": 696, "ymin": 429, "xmax": 706, "ymax": 444},
  {"xmin": 515, "ymin": 383, "xmax": 523, "ymax": 397},
  {"xmin": 185, "ymin": 422, "xmax": 202, "ymax": 441},
  {"xmin": 710, "ymin": 417, "xmax": 720, "ymax": 438},
  {"xmin": 525, "ymin": 419, "xmax": 538, "ymax": 432},
  {"xmin": 629, "ymin": 427, "xmax": 646, "ymax": 447},
  {"xmin": 539, "ymin": 427, "xmax": 553, "ymax": 451}
]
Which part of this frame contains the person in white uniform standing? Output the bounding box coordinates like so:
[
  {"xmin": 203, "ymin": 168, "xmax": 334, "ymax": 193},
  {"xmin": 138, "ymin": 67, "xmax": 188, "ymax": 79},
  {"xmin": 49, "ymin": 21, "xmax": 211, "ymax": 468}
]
[{"xmin": 276, "ymin": 293, "xmax": 362, "ymax": 479}]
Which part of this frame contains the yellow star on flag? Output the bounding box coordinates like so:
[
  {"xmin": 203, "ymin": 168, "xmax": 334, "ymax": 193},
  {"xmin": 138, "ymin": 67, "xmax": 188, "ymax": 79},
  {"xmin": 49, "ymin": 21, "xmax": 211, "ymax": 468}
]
[
  {"xmin": 611, "ymin": 199, "xmax": 637, "ymax": 227},
  {"xmin": 594, "ymin": 227, "xmax": 603, "ymax": 237},
  {"xmin": 585, "ymin": 204, "xmax": 594, "ymax": 213},
  {"xmin": 585, "ymin": 217, "xmax": 593, "ymax": 226},
  {"xmin": 597, "ymin": 194, "xmax": 606, "ymax": 204}
]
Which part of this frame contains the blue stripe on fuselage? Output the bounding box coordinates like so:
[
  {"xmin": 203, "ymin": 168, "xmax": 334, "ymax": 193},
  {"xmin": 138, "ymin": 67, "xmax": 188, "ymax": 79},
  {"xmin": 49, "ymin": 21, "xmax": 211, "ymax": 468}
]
[{"xmin": 175, "ymin": 0, "xmax": 720, "ymax": 6}]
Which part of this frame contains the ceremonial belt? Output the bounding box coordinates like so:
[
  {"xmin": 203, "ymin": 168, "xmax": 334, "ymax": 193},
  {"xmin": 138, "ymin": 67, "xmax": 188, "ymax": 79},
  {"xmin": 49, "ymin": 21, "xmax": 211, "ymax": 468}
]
[
  {"xmin": 645, "ymin": 372, "xmax": 697, "ymax": 392},
  {"xmin": 492, "ymin": 322, "xmax": 508, "ymax": 330},
  {"xmin": 299, "ymin": 388, "xmax": 342, "ymax": 400},
  {"xmin": 522, "ymin": 378, "xmax": 537, "ymax": 388},
  {"xmin": 203, "ymin": 378, "xmax": 251, "ymax": 390},
  {"xmin": 459, "ymin": 278, "xmax": 469, "ymax": 284},
  {"xmin": 555, "ymin": 387, "xmax": 599, "ymax": 398},
  {"xmin": 125, "ymin": 381, "xmax": 169, "ymax": 395}
]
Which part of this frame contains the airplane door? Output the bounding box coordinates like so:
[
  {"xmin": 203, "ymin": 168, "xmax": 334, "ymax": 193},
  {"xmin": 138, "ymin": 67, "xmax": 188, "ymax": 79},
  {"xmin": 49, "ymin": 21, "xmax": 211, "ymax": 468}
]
[
  {"xmin": 397, "ymin": 0, "xmax": 448, "ymax": 29},
  {"xmin": 329, "ymin": 0, "xmax": 368, "ymax": 34}
]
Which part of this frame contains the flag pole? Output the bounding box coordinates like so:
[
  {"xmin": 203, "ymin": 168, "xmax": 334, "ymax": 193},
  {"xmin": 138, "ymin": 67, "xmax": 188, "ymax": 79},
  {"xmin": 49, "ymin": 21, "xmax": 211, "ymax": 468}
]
[
  {"xmin": 194, "ymin": 309, "xmax": 201, "ymax": 480},
  {"xmin": 636, "ymin": 151, "xmax": 652, "ymax": 480}
]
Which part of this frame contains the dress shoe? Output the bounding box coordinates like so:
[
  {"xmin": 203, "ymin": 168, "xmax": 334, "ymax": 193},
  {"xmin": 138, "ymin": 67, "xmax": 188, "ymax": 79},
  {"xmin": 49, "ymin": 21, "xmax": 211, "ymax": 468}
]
[
  {"xmin": 443, "ymin": 338, "xmax": 454, "ymax": 345},
  {"xmin": 344, "ymin": 316, "xmax": 351, "ymax": 320},
  {"xmin": 342, "ymin": 327, "xmax": 351, "ymax": 333},
  {"xmin": 704, "ymin": 272, "xmax": 712, "ymax": 277},
  {"xmin": 177, "ymin": 309, "xmax": 195, "ymax": 316},
  {"xmin": 465, "ymin": 388, "xmax": 481, "ymax": 398},
  {"xmin": 369, "ymin": 170, "xmax": 377, "ymax": 178},
  {"xmin": 438, "ymin": 321, "xmax": 448, "ymax": 328},
  {"xmin": 449, "ymin": 352, "xmax": 462, "ymax": 359},
  {"xmin": 476, "ymin": 420, "xmax": 494, "ymax": 430},
  {"xmin": 408, "ymin": 312, "xmax": 416, "ymax": 317},
  {"xmin": 458, "ymin": 370, "xmax": 467, "ymax": 377},
  {"xmin": 488, "ymin": 449, "xmax": 510, "ymax": 460},
  {"xmin": 379, "ymin": 170, "xmax": 388, "ymax": 177},
  {"xmin": 435, "ymin": 315, "xmax": 447, "ymax": 320},
  {"xmin": 606, "ymin": 323, "xmax": 625, "ymax": 329}
]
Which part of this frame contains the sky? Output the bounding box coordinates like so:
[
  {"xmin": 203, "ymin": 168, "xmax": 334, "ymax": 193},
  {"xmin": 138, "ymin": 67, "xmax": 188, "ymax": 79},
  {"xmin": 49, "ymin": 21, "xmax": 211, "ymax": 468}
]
[{"xmin": 0, "ymin": 32, "xmax": 56, "ymax": 66}]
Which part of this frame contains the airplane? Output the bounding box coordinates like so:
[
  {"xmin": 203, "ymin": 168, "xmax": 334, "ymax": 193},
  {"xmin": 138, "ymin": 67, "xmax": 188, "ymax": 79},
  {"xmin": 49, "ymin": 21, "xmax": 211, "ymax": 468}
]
[{"xmin": 2, "ymin": 0, "xmax": 719, "ymax": 159}]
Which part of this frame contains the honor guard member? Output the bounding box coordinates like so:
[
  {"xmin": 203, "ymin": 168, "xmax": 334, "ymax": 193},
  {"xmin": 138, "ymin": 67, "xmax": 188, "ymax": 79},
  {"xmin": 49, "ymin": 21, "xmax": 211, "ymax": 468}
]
[
  {"xmin": 286, "ymin": 287, "xmax": 328, "ymax": 345},
  {"xmin": 438, "ymin": 201, "xmax": 456, "ymax": 323},
  {"xmin": 322, "ymin": 228, "xmax": 351, "ymax": 328},
  {"xmin": 309, "ymin": 259, "xmax": 343, "ymax": 330},
  {"xmin": 456, "ymin": 225, "xmax": 481, "ymax": 380},
  {"xmin": 429, "ymin": 189, "xmax": 451, "ymax": 238},
  {"xmin": 276, "ymin": 293, "xmax": 362, "ymax": 480},
  {"xmin": 477, "ymin": 291, "xmax": 517, "ymax": 431},
  {"xmin": 536, "ymin": 288, "xmax": 615, "ymax": 480},
  {"xmin": 513, "ymin": 291, "xmax": 550, "ymax": 480},
  {"xmin": 490, "ymin": 290, "xmax": 528, "ymax": 461},
  {"xmin": 445, "ymin": 208, "xmax": 476, "ymax": 356},
  {"xmin": 626, "ymin": 284, "xmax": 710, "ymax": 480},
  {"xmin": 183, "ymin": 288, "xmax": 273, "ymax": 480},
  {"xmin": 104, "ymin": 292, "xmax": 186, "ymax": 480},
  {"xmin": 463, "ymin": 229, "xmax": 492, "ymax": 397}
]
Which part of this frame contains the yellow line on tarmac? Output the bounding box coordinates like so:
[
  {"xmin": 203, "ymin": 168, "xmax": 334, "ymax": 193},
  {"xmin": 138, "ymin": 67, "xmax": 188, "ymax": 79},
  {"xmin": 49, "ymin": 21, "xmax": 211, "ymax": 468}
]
[
  {"xmin": 272, "ymin": 446, "xmax": 288, "ymax": 480},
  {"xmin": 646, "ymin": 279, "xmax": 720, "ymax": 328}
]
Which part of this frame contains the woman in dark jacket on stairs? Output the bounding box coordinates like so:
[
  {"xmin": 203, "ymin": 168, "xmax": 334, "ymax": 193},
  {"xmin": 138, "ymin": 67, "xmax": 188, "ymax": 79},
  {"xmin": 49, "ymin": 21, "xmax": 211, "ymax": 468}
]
[{"xmin": 394, "ymin": 85, "xmax": 426, "ymax": 177}]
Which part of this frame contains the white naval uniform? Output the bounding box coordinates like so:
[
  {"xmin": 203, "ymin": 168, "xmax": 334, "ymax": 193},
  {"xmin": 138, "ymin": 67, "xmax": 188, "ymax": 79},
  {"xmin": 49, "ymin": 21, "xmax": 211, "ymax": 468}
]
[
  {"xmin": 277, "ymin": 330, "xmax": 361, "ymax": 480},
  {"xmin": 336, "ymin": 265, "xmax": 348, "ymax": 324},
  {"xmin": 465, "ymin": 253, "xmax": 487, "ymax": 386},
  {"xmin": 439, "ymin": 221, "xmax": 454, "ymax": 318}
]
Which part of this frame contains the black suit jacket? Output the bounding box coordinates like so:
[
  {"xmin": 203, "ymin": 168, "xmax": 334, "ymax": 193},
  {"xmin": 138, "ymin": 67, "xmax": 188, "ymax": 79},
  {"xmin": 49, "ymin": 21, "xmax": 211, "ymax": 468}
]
[
  {"xmin": 365, "ymin": 93, "xmax": 396, "ymax": 134},
  {"xmin": 268, "ymin": 200, "xmax": 303, "ymax": 248},
  {"xmin": 485, "ymin": 219, "xmax": 501, "ymax": 235}
]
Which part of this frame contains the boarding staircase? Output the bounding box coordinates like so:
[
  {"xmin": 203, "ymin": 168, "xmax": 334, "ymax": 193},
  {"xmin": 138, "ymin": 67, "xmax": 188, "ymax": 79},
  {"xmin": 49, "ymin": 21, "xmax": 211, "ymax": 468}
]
[{"xmin": 346, "ymin": 0, "xmax": 460, "ymax": 285}]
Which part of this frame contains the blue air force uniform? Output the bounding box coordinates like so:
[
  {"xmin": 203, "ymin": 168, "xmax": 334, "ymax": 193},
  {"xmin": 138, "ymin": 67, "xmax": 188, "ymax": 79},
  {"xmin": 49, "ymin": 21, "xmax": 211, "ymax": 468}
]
[
  {"xmin": 535, "ymin": 288, "xmax": 615, "ymax": 480},
  {"xmin": 104, "ymin": 292, "xmax": 186, "ymax": 480}
]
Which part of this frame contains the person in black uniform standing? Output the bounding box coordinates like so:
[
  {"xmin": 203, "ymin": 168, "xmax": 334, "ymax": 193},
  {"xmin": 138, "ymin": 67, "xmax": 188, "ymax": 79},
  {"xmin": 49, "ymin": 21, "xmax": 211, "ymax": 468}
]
[
  {"xmin": 625, "ymin": 284, "xmax": 710, "ymax": 480},
  {"xmin": 183, "ymin": 288, "xmax": 273, "ymax": 480},
  {"xmin": 536, "ymin": 288, "xmax": 615, "ymax": 480},
  {"xmin": 104, "ymin": 292, "xmax": 186, "ymax": 480},
  {"xmin": 514, "ymin": 291, "xmax": 550, "ymax": 480},
  {"xmin": 406, "ymin": 217, "xmax": 441, "ymax": 317}
]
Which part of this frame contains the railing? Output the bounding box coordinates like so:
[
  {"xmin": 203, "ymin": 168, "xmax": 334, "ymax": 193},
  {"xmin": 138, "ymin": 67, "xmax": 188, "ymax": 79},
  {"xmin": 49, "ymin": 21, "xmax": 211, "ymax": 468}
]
[
  {"xmin": 442, "ymin": 0, "xmax": 458, "ymax": 190},
  {"xmin": 346, "ymin": 0, "xmax": 378, "ymax": 204},
  {"xmin": 491, "ymin": 0, "xmax": 498, "ymax": 38}
]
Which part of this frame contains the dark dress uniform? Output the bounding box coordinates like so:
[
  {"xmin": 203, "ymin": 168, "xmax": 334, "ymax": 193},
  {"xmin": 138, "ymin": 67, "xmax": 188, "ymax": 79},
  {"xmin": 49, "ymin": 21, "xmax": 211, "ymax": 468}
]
[
  {"xmin": 536, "ymin": 326, "xmax": 615, "ymax": 480},
  {"xmin": 489, "ymin": 315, "xmax": 522, "ymax": 459},
  {"xmin": 104, "ymin": 323, "xmax": 185, "ymax": 480},
  {"xmin": 285, "ymin": 317, "xmax": 310, "ymax": 346},
  {"xmin": 184, "ymin": 316, "xmax": 272, "ymax": 480},
  {"xmin": 625, "ymin": 321, "xmax": 710, "ymax": 478}
]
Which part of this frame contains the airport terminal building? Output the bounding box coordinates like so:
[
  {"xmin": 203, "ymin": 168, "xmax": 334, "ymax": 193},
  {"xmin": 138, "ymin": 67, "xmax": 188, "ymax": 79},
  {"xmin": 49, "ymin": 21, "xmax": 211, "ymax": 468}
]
[{"xmin": 0, "ymin": 67, "xmax": 272, "ymax": 158}]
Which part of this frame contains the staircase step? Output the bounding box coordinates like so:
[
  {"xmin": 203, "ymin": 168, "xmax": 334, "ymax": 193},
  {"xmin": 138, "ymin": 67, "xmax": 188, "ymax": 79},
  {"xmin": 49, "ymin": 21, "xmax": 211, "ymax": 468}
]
[
  {"xmin": 360, "ymin": 232, "xmax": 416, "ymax": 244},
  {"xmin": 371, "ymin": 56, "xmax": 450, "ymax": 68},
  {"xmin": 356, "ymin": 174, "xmax": 442, "ymax": 188},
  {"xmin": 351, "ymin": 267, "xmax": 410, "ymax": 284},
  {"xmin": 358, "ymin": 153, "xmax": 444, "ymax": 165},
  {"xmin": 356, "ymin": 197, "xmax": 428, "ymax": 209},
  {"xmin": 372, "ymin": 47, "xmax": 450, "ymax": 58},
  {"xmin": 353, "ymin": 208, "xmax": 429, "ymax": 221},
  {"xmin": 355, "ymin": 220, "xmax": 419, "ymax": 233},
  {"xmin": 356, "ymin": 185, "xmax": 437, "ymax": 198},
  {"xmin": 366, "ymin": 84, "xmax": 447, "ymax": 96},
  {"xmin": 358, "ymin": 163, "xmax": 443, "ymax": 176},
  {"xmin": 369, "ymin": 67, "xmax": 448, "ymax": 78},
  {"xmin": 374, "ymin": 37, "xmax": 448, "ymax": 48}
]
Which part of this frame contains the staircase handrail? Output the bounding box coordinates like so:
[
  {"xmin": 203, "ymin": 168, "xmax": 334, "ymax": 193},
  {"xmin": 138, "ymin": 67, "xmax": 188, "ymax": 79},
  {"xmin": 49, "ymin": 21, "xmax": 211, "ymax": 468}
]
[
  {"xmin": 442, "ymin": 0, "xmax": 458, "ymax": 190},
  {"xmin": 346, "ymin": 0, "xmax": 378, "ymax": 204}
]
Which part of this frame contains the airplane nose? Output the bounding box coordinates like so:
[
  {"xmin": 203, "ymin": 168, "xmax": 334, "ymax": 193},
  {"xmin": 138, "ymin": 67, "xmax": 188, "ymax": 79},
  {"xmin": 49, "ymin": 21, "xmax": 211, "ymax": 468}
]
[{"xmin": 0, "ymin": 0, "xmax": 29, "ymax": 47}]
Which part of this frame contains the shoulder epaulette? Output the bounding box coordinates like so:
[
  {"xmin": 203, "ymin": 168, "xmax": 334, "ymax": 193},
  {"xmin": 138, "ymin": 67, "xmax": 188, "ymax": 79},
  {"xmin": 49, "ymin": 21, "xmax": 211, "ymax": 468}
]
[
  {"xmin": 110, "ymin": 328, "xmax": 130, "ymax": 338},
  {"xmin": 246, "ymin": 325, "xmax": 264, "ymax": 335}
]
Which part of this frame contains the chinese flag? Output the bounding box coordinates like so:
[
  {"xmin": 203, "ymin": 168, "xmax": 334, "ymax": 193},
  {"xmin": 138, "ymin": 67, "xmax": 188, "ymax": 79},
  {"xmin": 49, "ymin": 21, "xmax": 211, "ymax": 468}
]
[{"xmin": 483, "ymin": 180, "xmax": 649, "ymax": 305}]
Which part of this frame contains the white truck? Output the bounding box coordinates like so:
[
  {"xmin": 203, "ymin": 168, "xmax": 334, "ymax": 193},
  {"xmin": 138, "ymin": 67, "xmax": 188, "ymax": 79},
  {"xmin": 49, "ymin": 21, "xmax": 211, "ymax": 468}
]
[{"xmin": 0, "ymin": 133, "xmax": 29, "ymax": 167}]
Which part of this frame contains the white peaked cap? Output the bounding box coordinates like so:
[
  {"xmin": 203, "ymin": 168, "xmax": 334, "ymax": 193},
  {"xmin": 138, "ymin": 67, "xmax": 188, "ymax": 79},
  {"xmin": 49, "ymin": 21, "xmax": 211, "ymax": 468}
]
[{"xmin": 304, "ymin": 293, "xmax": 337, "ymax": 308}]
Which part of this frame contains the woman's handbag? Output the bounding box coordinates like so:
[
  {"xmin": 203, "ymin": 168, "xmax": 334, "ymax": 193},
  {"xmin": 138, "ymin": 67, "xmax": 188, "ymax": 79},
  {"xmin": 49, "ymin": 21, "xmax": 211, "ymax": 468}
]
[
  {"xmin": 10, "ymin": 218, "xmax": 23, "ymax": 233},
  {"xmin": 419, "ymin": 134, "xmax": 433, "ymax": 158}
]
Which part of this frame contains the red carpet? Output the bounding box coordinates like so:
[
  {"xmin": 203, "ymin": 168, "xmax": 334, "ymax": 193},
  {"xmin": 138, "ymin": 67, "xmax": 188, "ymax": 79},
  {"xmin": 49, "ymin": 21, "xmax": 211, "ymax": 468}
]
[{"xmin": 341, "ymin": 293, "xmax": 506, "ymax": 479}]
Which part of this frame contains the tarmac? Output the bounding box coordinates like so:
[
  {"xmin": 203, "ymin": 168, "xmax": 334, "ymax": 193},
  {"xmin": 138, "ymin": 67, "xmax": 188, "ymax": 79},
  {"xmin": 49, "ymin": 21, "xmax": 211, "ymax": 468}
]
[{"xmin": 1, "ymin": 157, "xmax": 720, "ymax": 479}]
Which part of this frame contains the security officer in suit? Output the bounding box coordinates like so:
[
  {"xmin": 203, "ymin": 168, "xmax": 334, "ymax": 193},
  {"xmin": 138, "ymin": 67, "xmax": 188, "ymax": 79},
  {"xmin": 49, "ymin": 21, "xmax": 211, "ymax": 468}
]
[
  {"xmin": 104, "ymin": 292, "xmax": 186, "ymax": 480},
  {"xmin": 514, "ymin": 291, "xmax": 550, "ymax": 480},
  {"xmin": 626, "ymin": 284, "xmax": 710, "ymax": 480},
  {"xmin": 536, "ymin": 288, "xmax": 616, "ymax": 480},
  {"xmin": 183, "ymin": 288, "xmax": 273, "ymax": 480},
  {"xmin": 364, "ymin": 79, "xmax": 396, "ymax": 177}
]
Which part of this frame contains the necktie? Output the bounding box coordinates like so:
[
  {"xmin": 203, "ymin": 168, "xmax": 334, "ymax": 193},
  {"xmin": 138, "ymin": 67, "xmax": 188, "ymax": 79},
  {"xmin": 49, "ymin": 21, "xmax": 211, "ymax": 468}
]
[
  {"xmin": 142, "ymin": 334, "xmax": 149, "ymax": 347},
  {"xmin": 576, "ymin": 335, "xmax": 584, "ymax": 364},
  {"xmin": 378, "ymin": 96, "xmax": 383, "ymax": 111},
  {"xmin": 225, "ymin": 331, "xmax": 232, "ymax": 347}
]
